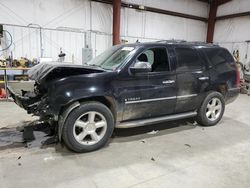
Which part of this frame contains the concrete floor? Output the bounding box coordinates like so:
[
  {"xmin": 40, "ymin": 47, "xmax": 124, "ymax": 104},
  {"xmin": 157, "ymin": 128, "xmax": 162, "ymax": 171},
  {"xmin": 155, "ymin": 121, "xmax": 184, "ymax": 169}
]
[{"xmin": 0, "ymin": 94, "xmax": 250, "ymax": 188}]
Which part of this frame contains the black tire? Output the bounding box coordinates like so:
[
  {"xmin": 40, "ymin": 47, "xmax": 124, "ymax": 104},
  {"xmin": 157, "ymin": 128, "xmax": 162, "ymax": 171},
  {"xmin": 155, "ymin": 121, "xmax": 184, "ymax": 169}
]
[
  {"xmin": 62, "ymin": 101, "xmax": 114, "ymax": 153},
  {"xmin": 196, "ymin": 91, "xmax": 225, "ymax": 126}
]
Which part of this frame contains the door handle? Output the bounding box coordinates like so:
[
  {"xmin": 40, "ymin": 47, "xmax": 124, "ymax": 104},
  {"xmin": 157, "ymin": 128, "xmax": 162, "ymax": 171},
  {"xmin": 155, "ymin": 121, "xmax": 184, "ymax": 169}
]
[
  {"xmin": 162, "ymin": 80, "xmax": 175, "ymax": 84},
  {"xmin": 198, "ymin": 77, "xmax": 209, "ymax": 80}
]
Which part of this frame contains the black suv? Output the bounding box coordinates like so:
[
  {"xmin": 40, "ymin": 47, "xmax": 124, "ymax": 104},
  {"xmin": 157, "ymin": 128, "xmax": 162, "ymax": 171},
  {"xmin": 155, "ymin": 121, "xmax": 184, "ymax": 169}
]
[{"xmin": 8, "ymin": 41, "xmax": 240, "ymax": 152}]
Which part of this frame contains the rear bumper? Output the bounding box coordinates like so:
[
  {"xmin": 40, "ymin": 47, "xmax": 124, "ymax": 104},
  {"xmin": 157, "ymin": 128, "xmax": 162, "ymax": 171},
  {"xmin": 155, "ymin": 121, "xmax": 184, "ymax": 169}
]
[{"xmin": 225, "ymin": 87, "xmax": 240, "ymax": 104}]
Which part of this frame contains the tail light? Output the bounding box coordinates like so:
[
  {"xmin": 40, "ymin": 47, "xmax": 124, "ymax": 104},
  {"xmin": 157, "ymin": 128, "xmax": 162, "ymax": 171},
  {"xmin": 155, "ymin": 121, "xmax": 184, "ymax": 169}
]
[{"xmin": 235, "ymin": 63, "xmax": 240, "ymax": 88}]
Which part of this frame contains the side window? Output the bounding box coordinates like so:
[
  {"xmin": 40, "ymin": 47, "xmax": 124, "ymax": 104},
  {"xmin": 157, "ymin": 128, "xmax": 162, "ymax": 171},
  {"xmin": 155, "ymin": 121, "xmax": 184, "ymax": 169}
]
[
  {"xmin": 136, "ymin": 47, "xmax": 170, "ymax": 72},
  {"xmin": 143, "ymin": 50, "xmax": 154, "ymax": 65},
  {"xmin": 202, "ymin": 48, "xmax": 234, "ymax": 66},
  {"xmin": 175, "ymin": 47, "xmax": 205, "ymax": 71}
]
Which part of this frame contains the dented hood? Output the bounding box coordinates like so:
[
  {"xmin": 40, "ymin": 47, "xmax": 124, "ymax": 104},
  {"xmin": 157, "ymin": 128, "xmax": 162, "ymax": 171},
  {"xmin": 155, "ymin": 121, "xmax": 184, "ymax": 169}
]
[{"xmin": 28, "ymin": 62, "xmax": 104, "ymax": 83}]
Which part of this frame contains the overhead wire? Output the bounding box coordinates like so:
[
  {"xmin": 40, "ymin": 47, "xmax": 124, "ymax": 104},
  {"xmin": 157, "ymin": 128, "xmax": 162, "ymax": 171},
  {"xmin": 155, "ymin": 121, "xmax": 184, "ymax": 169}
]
[{"xmin": 0, "ymin": 30, "xmax": 13, "ymax": 52}]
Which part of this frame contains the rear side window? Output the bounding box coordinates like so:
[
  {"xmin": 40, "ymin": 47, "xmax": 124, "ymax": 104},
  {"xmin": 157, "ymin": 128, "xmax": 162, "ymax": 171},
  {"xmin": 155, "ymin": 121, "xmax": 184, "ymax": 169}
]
[
  {"xmin": 175, "ymin": 47, "xmax": 205, "ymax": 71},
  {"xmin": 202, "ymin": 48, "xmax": 234, "ymax": 66}
]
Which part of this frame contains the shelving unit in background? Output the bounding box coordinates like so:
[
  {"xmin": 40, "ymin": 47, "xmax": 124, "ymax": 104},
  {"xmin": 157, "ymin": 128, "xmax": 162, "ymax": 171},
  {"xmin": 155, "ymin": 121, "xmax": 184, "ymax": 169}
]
[{"xmin": 0, "ymin": 67, "xmax": 30, "ymax": 101}]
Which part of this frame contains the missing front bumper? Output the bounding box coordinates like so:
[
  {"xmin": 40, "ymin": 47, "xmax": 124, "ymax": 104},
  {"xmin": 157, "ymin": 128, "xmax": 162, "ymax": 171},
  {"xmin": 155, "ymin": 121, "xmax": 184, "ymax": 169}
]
[
  {"xmin": 7, "ymin": 85, "xmax": 46, "ymax": 114},
  {"xmin": 7, "ymin": 85, "xmax": 31, "ymax": 109}
]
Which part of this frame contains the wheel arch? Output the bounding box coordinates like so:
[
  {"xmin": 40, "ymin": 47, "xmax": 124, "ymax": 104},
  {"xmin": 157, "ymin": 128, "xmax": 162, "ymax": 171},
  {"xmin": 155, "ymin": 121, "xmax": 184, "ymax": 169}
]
[
  {"xmin": 214, "ymin": 85, "xmax": 227, "ymax": 97},
  {"xmin": 207, "ymin": 83, "xmax": 228, "ymax": 98},
  {"xmin": 57, "ymin": 96, "xmax": 117, "ymax": 141}
]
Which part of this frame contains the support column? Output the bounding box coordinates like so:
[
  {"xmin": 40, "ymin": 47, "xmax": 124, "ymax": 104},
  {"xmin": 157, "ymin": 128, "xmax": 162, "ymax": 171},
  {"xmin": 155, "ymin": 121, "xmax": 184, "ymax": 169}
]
[
  {"xmin": 206, "ymin": 0, "xmax": 218, "ymax": 43},
  {"xmin": 113, "ymin": 0, "xmax": 121, "ymax": 45}
]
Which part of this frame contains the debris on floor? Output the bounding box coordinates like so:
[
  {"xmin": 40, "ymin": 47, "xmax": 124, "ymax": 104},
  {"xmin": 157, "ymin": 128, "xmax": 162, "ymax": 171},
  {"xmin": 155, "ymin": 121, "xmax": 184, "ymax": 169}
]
[
  {"xmin": 0, "ymin": 121, "xmax": 57, "ymax": 150},
  {"xmin": 0, "ymin": 127, "xmax": 24, "ymax": 148},
  {"xmin": 43, "ymin": 156, "xmax": 57, "ymax": 162},
  {"xmin": 147, "ymin": 130, "xmax": 159, "ymax": 135},
  {"xmin": 184, "ymin": 144, "xmax": 191, "ymax": 148},
  {"xmin": 151, "ymin": 157, "xmax": 155, "ymax": 161},
  {"xmin": 193, "ymin": 121, "xmax": 198, "ymax": 126}
]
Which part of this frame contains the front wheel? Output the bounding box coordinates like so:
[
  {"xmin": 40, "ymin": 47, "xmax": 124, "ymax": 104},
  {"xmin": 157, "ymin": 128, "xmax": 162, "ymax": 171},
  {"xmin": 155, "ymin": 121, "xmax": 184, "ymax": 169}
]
[
  {"xmin": 62, "ymin": 102, "xmax": 114, "ymax": 153},
  {"xmin": 196, "ymin": 92, "xmax": 225, "ymax": 126}
]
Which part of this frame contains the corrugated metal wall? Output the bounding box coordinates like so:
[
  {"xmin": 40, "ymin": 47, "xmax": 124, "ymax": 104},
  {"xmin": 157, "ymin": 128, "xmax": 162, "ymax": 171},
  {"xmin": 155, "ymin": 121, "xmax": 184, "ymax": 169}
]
[{"xmin": 2, "ymin": 25, "xmax": 86, "ymax": 64}]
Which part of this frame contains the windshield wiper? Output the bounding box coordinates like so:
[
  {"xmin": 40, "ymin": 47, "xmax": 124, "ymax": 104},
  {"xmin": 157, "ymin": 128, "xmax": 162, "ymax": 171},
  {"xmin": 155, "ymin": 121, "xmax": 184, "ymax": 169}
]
[
  {"xmin": 87, "ymin": 64, "xmax": 100, "ymax": 67},
  {"xmin": 85, "ymin": 63, "xmax": 108, "ymax": 71}
]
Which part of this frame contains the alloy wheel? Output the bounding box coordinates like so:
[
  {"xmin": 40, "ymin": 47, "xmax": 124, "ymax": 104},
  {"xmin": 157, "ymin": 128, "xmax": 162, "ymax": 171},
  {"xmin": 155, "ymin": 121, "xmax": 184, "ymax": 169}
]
[
  {"xmin": 206, "ymin": 97, "xmax": 222, "ymax": 121},
  {"xmin": 73, "ymin": 111, "xmax": 107, "ymax": 145}
]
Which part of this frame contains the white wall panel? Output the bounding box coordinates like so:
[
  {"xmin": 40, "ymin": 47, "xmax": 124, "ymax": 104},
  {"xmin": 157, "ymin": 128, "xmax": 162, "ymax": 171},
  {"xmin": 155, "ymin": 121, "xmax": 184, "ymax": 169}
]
[
  {"xmin": 126, "ymin": 9, "xmax": 145, "ymax": 37},
  {"xmin": 1, "ymin": 26, "xmax": 41, "ymax": 59},
  {"xmin": 217, "ymin": 0, "xmax": 250, "ymax": 17},
  {"xmin": 186, "ymin": 19, "xmax": 207, "ymax": 41},
  {"xmin": 120, "ymin": 7, "xmax": 127, "ymax": 36},
  {"xmin": 145, "ymin": 12, "xmax": 186, "ymax": 40},
  {"xmin": 41, "ymin": 29, "xmax": 85, "ymax": 64},
  {"xmin": 214, "ymin": 0, "xmax": 250, "ymax": 64},
  {"xmin": 94, "ymin": 34, "xmax": 112, "ymax": 56},
  {"xmin": 123, "ymin": 0, "xmax": 209, "ymax": 17},
  {"xmin": 0, "ymin": 0, "xmax": 90, "ymax": 29},
  {"xmin": 144, "ymin": 12, "xmax": 206, "ymax": 41},
  {"xmin": 214, "ymin": 17, "xmax": 250, "ymax": 43},
  {"xmin": 1, "ymin": 25, "xmax": 85, "ymax": 64},
  {"xmin": 91, "ymin": 2, "xmax": 112, "ymax": 33}
]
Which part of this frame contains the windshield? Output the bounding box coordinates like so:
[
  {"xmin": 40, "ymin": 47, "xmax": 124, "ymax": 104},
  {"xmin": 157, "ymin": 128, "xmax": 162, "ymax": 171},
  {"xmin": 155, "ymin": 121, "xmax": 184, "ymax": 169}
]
[{"xmin": 86, "ymin": 45, "xmax": 135, "ymax": 70}]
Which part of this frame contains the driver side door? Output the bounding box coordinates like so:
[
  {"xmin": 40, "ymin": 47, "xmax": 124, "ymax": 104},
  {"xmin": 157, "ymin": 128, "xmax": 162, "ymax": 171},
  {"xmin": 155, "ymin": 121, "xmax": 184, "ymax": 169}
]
[{"xmin": 120, "ymin": 46, "xmax": 177, "ymax": 121}]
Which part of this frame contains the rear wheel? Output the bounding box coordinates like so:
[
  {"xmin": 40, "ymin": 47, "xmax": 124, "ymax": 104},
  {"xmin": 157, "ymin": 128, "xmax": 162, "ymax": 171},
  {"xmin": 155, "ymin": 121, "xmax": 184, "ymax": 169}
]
[
  {"xmin": 196, "ymin": 92, "xmax": 225, "ymax": 126},
  {"xmin": 62, "ymin": 102, "xmax": 114, "ymax": 152}
]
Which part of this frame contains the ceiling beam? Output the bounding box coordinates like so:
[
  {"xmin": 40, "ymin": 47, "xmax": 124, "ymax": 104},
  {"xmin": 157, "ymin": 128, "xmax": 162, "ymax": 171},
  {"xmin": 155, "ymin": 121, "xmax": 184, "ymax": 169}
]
[
  {"xmin": 216, "ymin": 11, "xmax": 250, "ymax": 20},
  {"xmin": 217, "ymin": 0, "xmax": 232, "ymax": 6},
  {"xmin": 91, "ymin": 0, "xmax": 207, "ymax": 22},
  {"xmin": 197, "ymin": 0, "xmax": 209, "ymax": 3},
  {"xmin": 206, "ymin": 0, "xmax": 218, "ymax": 43},
  {"xmin": 197, "ymin": 0, "xmax": 232, "ymax": 5},
  {"xmin": 206, "ymin": 0, "xmax": 232, "ymax": 43}
]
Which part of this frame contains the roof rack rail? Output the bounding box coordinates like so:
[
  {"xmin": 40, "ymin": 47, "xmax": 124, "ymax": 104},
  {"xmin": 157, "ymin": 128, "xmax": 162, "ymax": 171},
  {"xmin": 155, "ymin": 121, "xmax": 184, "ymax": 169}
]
[
  {"xmin": 190, "ymin": 41, "xmax": 219, "ymax": 46},
  {"xmin": 156, "ymin": 40, "xmax": 187, "ymax": 43},
  {"xmin": 155, "ymin": 40, "xmax": 220, "ymax": 47}
]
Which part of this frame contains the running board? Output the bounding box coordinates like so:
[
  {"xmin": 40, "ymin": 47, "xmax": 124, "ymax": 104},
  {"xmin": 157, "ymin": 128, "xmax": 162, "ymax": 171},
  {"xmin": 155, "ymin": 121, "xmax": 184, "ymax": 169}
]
[{"xmin": 116, "ymin": 112, "xmax": 197, "ymax": 128}]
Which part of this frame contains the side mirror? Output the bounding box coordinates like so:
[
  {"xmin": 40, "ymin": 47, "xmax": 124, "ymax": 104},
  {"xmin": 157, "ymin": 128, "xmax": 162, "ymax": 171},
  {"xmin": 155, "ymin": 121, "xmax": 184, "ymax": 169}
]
[{"xmin": 130, "ymin": 61, "xmax": 152, "ymax": 74}]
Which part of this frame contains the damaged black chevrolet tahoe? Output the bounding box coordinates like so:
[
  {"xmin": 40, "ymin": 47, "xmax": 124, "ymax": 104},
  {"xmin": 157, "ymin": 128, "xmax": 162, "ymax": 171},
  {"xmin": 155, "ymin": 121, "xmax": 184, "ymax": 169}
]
[{"xmin": 8, "ymin": 41, "xmax": 240, "ymax": 152}]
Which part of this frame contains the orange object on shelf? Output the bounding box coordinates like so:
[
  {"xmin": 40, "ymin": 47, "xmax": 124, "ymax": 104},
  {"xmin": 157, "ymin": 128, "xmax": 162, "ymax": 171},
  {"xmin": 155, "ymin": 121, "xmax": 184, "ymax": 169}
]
[{"xmin": 0, "ymin": 88, "xmax": 6, "ymax": 98}]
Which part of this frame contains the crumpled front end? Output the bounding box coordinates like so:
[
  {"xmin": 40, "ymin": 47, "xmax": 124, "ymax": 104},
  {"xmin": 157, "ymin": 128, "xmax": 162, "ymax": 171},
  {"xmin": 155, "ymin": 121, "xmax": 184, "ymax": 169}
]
[
  {"xmin": 8, "ymin": 62, "xmax": 105, "ymax": 121},
  {"xmin": 7, "ymin": 84, "xmax": 54, "ymax": 120}
]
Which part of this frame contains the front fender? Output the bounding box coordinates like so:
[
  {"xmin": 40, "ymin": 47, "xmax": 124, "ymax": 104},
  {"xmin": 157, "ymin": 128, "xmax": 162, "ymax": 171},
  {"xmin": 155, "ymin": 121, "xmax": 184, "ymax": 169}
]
[{"xmin": 47, "ymin": 81, "xmax": 113, "ymax": 118}]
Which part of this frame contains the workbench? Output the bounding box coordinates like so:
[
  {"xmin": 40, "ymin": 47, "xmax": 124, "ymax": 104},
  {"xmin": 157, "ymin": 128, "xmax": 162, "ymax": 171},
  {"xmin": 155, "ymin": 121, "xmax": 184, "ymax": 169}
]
[{"xmin": 0, "ymin": 67, "xmax": 30, "ymax": 100}]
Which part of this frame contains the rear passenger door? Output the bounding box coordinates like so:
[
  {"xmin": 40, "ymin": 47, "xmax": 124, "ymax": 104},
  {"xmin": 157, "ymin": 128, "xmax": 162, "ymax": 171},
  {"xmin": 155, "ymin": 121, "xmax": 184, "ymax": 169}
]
[{"xmin": 174, "ymin": 47, "xmax": 210, "ymax": 113}]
